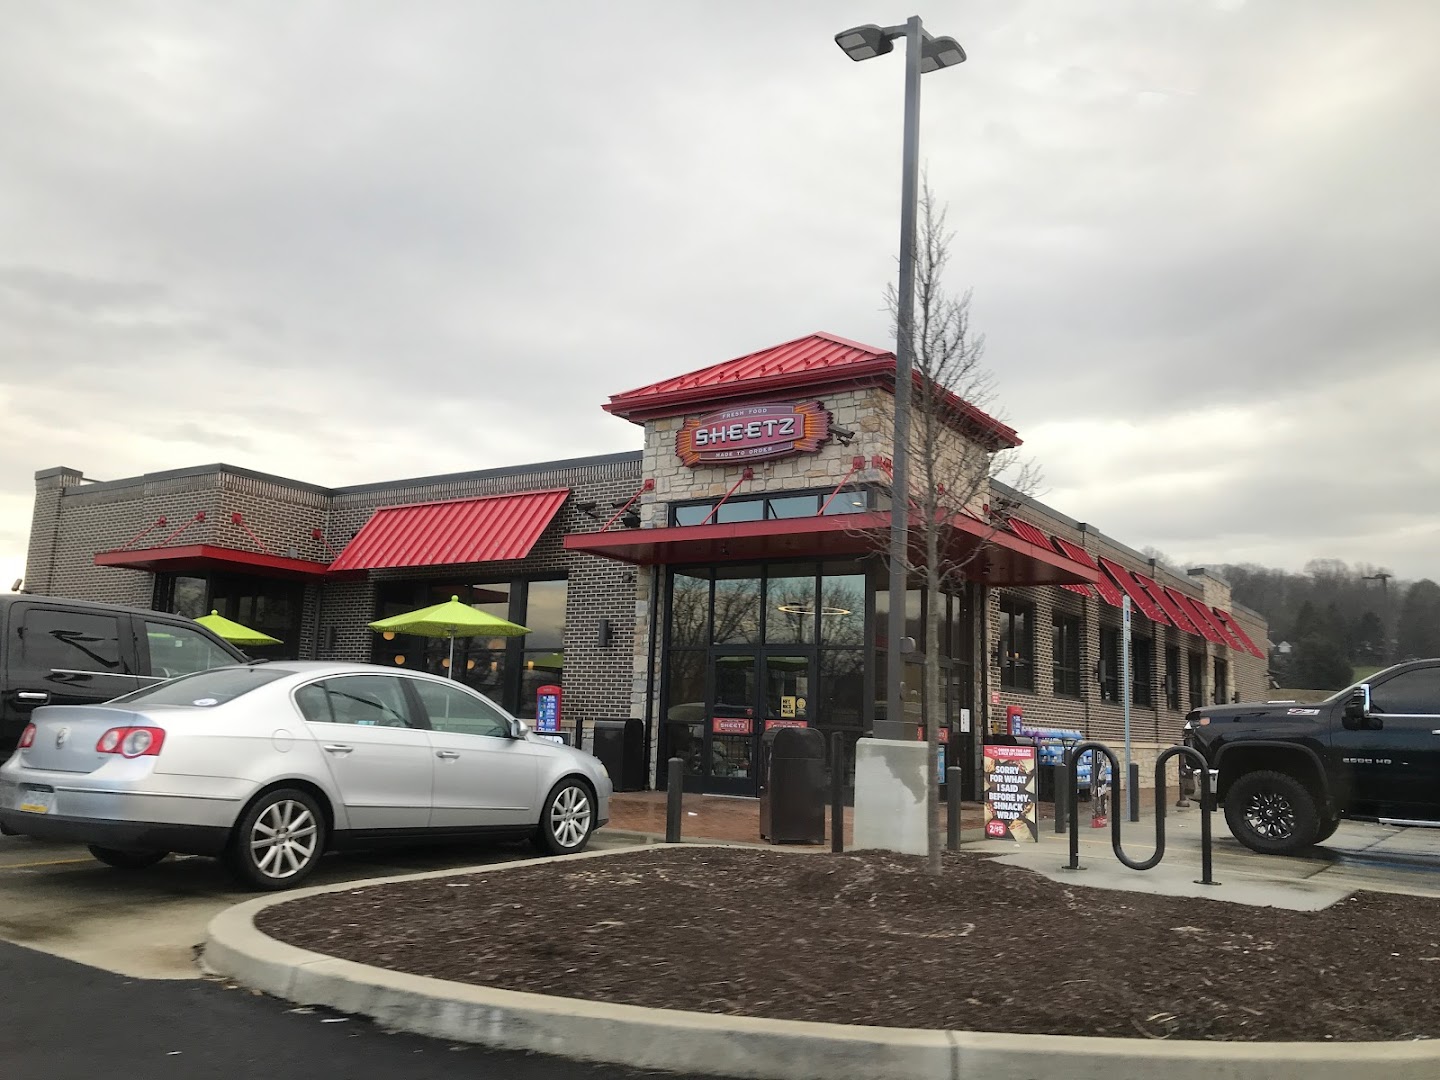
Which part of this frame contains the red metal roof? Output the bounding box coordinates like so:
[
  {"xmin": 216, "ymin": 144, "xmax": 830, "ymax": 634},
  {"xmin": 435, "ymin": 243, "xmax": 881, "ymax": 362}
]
[
  {"xmin": 1133, "ymin": 572, "xmax": 1202, "ymax": 636},
  {"xmin": 604, "ymin": 332, "xmax": 1020, "ymax": 448},
  {"xmin": 565, "ymin": 511, "xmax": 1101, "ymax": 588},
  {"xmin": 1168, "ymin": 589, "xmax": 1227, "ymax": 645},
  {"xmin": 1051, "ymin": 538, "xmax": 1125, "ymax": 607},
  {"xmin": 1213, "ymin": 608, "xmax": 1266, "ymax": 658},
  {"xmin": 1009, "ymin": 521, "xmax": 1091, "ymax": 597},
  {"xmin": 1098, "ymin": 558, "xmax": 1172, "ymax": 625},
  {"xmin": 94, "ymin": 544, "xmax": 331, "ymax": 580},
  {"xmin": 330, "ymin": 489, "xmax": 569, "ymax": 572}
]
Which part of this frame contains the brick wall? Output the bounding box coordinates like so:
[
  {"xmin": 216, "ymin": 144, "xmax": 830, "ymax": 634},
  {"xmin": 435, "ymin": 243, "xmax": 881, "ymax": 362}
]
[{"xmin": 23, "ymin": 454, "xmax": 646, "ymax": 743}]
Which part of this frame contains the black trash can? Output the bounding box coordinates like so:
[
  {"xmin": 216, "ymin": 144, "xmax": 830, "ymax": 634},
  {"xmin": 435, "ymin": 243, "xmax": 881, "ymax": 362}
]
[
  {"xmin": 592, "ymin": 719, "xmax": 646, "ymax": 792},
  {"xmin": 758, "ymin": 726, "xmax": 828, "ymax": 844}
]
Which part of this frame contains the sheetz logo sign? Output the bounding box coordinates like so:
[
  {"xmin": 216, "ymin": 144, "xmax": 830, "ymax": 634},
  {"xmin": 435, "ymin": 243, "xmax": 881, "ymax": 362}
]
[{"xmin": 675, "ymin": 401, "xmax": 831, "ymax": 467}]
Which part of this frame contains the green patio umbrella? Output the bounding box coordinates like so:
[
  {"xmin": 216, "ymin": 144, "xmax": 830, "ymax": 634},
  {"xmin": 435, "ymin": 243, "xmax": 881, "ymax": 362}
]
[
  {"xmin": 195, "ymin": 609, "xmax": 282, "ymax": 647},
  {"xmin": 369, "ymin": 595, "xmax": 529, "ymax": 679}
]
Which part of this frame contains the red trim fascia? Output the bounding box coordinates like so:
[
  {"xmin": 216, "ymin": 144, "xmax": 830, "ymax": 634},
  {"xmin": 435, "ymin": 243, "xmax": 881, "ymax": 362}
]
[
  {"xmin": 604, "ymin": 359, "xmax": 897, "ymax": 422},
  {"xmin": 565, "ymin": 511, "xmax": 1101, "ymax": 588},
  {"xmin": 94, "ymin": 544, "xmax": 331, "ymax": 579},
  {"xmin": 1098, "ymin": 558, "xmax": 1172, "ymax": 625}
]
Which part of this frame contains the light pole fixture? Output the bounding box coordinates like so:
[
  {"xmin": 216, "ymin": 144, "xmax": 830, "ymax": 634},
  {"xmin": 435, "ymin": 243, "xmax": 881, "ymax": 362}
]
[{"xmin": 834, "ymin": 16, "xmax": 965, "ymax": 741}]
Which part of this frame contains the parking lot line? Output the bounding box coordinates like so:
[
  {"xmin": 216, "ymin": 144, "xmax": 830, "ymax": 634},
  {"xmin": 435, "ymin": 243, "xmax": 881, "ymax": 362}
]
[{"xmin": 0, "ymin": 856, "xmax": 96, "ymax": 870}]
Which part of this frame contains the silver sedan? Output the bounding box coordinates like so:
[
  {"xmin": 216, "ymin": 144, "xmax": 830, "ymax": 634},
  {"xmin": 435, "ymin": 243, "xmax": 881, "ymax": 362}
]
[{"xmin": 0, "ymin": 662, "xmax": 611, "ymax": 890}]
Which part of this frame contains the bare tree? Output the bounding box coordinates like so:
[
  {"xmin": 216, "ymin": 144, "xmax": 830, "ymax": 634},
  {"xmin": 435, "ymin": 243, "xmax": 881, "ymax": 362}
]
[{"xmin": 874, "ymin": 180, "xmax": 1039, "ymax": 875}]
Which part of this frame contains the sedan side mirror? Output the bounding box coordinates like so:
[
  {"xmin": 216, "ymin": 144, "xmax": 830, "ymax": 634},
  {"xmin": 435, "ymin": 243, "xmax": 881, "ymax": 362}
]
[
  {"xmin": 511, "ymin": 719, "xmax": 532, "ymax": 739},
  {"xmin": 1342, "ymin": 685, "xmax": 1371, "ymax": 729}
]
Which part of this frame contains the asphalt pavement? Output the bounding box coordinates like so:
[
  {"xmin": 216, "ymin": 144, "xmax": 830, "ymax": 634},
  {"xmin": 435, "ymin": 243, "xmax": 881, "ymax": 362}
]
[{"xmin": 0, "ymin": 938, "xmax": 683, "ymax": 1079}]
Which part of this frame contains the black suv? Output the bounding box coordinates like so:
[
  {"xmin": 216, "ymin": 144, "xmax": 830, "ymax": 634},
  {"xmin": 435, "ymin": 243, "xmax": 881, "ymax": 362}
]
[
  {"xmin": 0, "ymin": 595, "xmax": 246, "ymax": 754},
  {"xmin": 1185, "ymin": 659, "xmax": 1440, "ymax": 855}
]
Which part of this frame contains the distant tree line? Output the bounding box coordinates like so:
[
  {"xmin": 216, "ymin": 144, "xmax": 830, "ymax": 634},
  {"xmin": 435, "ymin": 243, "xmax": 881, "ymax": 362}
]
[{"xmin": 1217, "ymin": 560, "xmax": 1440, "ymax": 690}]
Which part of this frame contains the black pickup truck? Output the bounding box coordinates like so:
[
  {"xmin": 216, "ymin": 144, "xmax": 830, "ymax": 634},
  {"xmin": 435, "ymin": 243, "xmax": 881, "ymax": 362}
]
[{"xmin": 1184, "ymin": 659, "xmax": 1440, "ymax": 855}]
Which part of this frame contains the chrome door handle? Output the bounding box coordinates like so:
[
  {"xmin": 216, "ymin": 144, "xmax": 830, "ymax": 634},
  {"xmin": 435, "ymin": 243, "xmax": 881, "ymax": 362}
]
[
  {"xmin": 322, "ymin": 744, "xmax": 354, "ymax": 754},
  {"xmin": 436, "ymin": 750, "xmax": 460, "ymax": 760},
  {"xmin": 1431, "ymin": 730, "xmax": 1440, "ymax": 736},
  {"xmin": 16, "ymin": 692, "xmax": 49, "ymax": 703}
]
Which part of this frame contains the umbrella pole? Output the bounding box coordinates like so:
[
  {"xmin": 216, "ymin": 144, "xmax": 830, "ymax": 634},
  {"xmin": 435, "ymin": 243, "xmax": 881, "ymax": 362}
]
[{"xmin": 448, "ymin": 630, "xmax": 456, "ymax": 680}]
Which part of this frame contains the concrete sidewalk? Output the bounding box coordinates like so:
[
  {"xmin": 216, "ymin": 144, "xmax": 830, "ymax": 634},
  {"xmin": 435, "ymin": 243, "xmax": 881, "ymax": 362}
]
[{"xmin": 987, "ymin": 805, "xmax": 1440, "ymax": 910}]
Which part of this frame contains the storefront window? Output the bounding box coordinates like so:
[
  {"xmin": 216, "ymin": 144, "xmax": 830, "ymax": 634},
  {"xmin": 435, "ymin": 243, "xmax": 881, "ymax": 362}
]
[
  {"xmin": 818, "ymin": 649, "xmax": 864, "ymax": 729},
  {"xmin": 997, "ymin": 596, "xmax": 1034, "ymax": 691},
  {"xmin": 1132, "ymin": 633, "xmax": 1154, "ymax": 707},
  {"xmin": 819, "ymin": 563, "xmax": 865, "ymax": 647},
  {"xmin": 663, "ymin": 648, "xmax": 706, "ymax": 777},
  {"xmin": 767, "ymin": 494, "xmax": 818, "ymax": 519},
  {"xmin": 670, "ymin": 569, "xmax": 712, "ymax": 648},
  {"xmin": 766, "ymin": 566, "xmax": 817, "ymax": 645},
  {"xmin": 516, "ymin": 578, "xmax": 566, "ymax": 719},
  {"xmin": 1165, "ymin": 646, "xmax": 1181, "ymax": 710},
  {"xmin": 1052, "ymin": 612, "xmax": 1082, "ymax": 697},
  {"xmin": 1189, "ymin": 651, "xmax": 1206, "ymax": 709},
  {"xmin": 157, "ymin": 571, "xmax": 304, "ymax": 661},
  {"xmin": 1099, "ymin": 627, "xmax": 1121, "ymax": 702},
  {"xmin": 712, "ymin": 565, "xmax": 761, "ymax": 644},
  {"xmin": 1213, "ymin": 656, "xmax": 1229, "ymax": 705},
  {"xmin": 714, "ymin": 499, "xmax": 763, "ymax": 524}
]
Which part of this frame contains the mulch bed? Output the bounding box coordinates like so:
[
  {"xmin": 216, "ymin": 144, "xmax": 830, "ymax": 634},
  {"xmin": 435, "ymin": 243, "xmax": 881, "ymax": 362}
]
[{"xmin": 257, "ymin": 847, "xmax": 1440, "ymax": 1042}]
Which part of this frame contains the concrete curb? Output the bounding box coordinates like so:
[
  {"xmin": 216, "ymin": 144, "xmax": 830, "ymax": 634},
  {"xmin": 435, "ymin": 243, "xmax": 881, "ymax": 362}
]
[{"xmin": 203, "ymin": 845, "xmax": 1440, "ymax": 1080}]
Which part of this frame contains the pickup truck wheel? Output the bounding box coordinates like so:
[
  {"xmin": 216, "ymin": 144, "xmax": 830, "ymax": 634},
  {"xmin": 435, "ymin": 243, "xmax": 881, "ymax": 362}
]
[{"xmin": 1224, "ymin": 770, "xmax": 1319, "ymax": 855}]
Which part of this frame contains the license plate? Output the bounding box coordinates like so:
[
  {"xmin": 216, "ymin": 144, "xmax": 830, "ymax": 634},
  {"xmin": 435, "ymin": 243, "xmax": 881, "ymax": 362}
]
[{"xmin": 18, "ymin": 787, "xmax": 56, "ymax": 815}]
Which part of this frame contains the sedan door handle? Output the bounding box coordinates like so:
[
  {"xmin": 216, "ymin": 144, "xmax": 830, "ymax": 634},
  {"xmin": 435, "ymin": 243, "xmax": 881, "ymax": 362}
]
[
  {"xmin": 1431, "ymin": 730, "xmax": 1440, "ymax": 736},
  {"xmin": 16, "ymin": 692, "xmax": 49, "ymax": 703},
  {"xmin": 436, "ymin": 750, "xmax": 460, "ymax": 760},
  {"xmin": 322, "ymin": 744, "xmax": 354, "ymax": 754}
]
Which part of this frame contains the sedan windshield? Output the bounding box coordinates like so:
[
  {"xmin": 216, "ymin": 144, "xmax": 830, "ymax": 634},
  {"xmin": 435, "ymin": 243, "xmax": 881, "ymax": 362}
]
[{"xmin": 111, "ymin": 666, "xmax": 295, "ymax": 707}]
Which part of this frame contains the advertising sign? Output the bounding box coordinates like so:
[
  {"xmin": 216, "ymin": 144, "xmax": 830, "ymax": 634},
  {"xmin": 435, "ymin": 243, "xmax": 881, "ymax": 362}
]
[
  {"xmin": 763, "ymin": 718, "xmax": 808, "ymax": 731},
  {"xmin": 983, "ymin": 744, "xmax": 1039, "ymax": 842},
  {"xmin": 675, "ymin": 401, "xmax": 832, "ymax": 467},
  {"xmin": 536, "ymin": 685, "xmax": 562, "ymax": 733},
  {"xmin": 713, "ymin": 716, "xmax": 753, "ymax": 735}
]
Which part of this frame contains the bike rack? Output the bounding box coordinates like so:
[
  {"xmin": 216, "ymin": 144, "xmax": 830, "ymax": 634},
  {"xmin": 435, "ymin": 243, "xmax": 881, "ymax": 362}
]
[{"xmin": 1062, "ymin": 740, "xmax": 1219, "ymax": 886}]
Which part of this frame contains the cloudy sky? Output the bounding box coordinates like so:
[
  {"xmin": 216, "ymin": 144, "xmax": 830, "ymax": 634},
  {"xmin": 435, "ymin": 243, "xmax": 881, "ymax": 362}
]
[{"xmin": 2, "ymin": 0, "xmax": 1438, "ymax": 593}]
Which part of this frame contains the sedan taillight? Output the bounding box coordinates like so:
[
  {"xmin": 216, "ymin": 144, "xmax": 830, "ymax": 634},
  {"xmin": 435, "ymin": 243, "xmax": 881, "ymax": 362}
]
[
  {"xmin": 17, "ymin": 724, "xmax": 36, "ymax": 749},
  {"xmin": 95, "ymin": 726, "xmax": 166, "ymax": 758}
]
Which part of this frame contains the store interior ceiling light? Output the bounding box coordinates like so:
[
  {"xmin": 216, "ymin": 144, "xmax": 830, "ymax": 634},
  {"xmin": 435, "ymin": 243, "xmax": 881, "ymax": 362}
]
[{"xmin": 777, "ymin": 603, "xmax": 853, "ymax": 617}]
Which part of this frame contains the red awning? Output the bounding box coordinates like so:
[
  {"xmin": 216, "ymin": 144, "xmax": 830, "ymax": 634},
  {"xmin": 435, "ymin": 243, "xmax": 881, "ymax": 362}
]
[
  {"xmin": 1213, "ymin": 608, "xmax": 1266, "ymax": 658},
  {"xmin": 564, "ymin": 511, "xmax": 1101, "ymax": 588},
  {"xmin": 1204, "ymin": 610, "xmax": 1248, "ymax": 653},
  {"xmin": 1098, "ymin": 558, "xmax": 1172, "ymax": 625},
  {"xmin": 1008, "ymin": 520, "xmax": 1091, "ymax": 597},
  {"xmin": 1133, "ymin": 572, "xmax": 1201, "ymax": 636},
  {"xmin": 94, "ymin": 544, "xmax": 331, "ymax": 580},
  {"xmin": 330, "ymin": 489, "xmax": 569, "ymax": 572},
  {"xmin": 1051, "ymin": 538, "xmax": 1125, "ymax": 607},
  {"xmin": 1168, "ymin": 590, "xmax": 1226, "ymax": 645}
]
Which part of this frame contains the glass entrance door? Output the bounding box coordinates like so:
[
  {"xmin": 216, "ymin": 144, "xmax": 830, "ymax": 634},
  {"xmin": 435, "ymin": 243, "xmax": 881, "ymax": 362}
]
[
  {"xmin": 706, "ymin": 652, "xmax": 758, "ymax": 795},
  {"xmin": 761, "ymin": 653, "xmax": 813, "ymax": 732}
]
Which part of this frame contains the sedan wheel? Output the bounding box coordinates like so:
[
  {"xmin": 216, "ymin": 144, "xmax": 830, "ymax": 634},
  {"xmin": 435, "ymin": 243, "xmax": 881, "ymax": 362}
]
[
  {"xmin": 227, "ymin": 788, "xmax": 326, "ymax": 891},
  {"xmin": 538, "ymin": 780, "xmax": 594, "ymax": 855}
]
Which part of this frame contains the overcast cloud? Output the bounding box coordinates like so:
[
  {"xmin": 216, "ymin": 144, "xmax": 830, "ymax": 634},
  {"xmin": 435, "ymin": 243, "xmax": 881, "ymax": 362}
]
[{"xmin": 2, "ymin": 0, "xmax": 1438, "ymax": 592}]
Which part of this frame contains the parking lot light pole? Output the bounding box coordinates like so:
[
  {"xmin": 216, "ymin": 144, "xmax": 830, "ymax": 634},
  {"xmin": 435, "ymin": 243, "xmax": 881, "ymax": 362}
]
[{"xmin": 835, "ymin": 18, "xmax": 965, "ymax": 739}]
